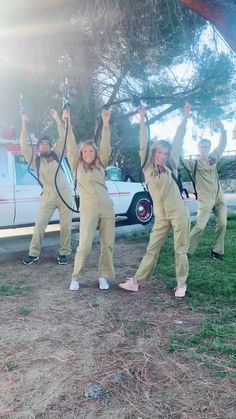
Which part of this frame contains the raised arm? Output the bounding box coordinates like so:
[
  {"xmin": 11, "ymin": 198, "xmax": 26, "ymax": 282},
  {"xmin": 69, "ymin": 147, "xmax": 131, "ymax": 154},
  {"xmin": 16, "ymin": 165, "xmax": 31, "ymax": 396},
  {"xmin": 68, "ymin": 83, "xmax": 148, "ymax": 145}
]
[
  {"xmin": 169, "ymin": 102, "xmax": 191, "ymax": 170},
  {"xmin": 20, "ymin": 114, "xmax": 36, "ymax": 169},
  {"xmin": 210, "ymin": 120, "xmax": 227, "ymax": 162},
  {"xmin": 62, "ymin": 108, "xmax": 79, "ymax": 176},
  {"xmin": 139, "ymin": 107, "xmax": 150, "ymax": 167},
  {"xmin": 51, "ymin": 109, "xmax": 66, "ymax": 157},
  {"xmin": 99, "ymin": 109, "xmax": 112, "ymax": 168}
]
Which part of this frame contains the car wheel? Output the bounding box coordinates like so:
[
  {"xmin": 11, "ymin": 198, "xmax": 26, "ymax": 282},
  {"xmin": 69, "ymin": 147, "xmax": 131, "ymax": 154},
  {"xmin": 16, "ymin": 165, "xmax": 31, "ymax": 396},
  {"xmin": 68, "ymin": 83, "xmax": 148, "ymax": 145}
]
[{"xmin": 127, "ymin": 193, "xmax": 153, "ymax": 225}]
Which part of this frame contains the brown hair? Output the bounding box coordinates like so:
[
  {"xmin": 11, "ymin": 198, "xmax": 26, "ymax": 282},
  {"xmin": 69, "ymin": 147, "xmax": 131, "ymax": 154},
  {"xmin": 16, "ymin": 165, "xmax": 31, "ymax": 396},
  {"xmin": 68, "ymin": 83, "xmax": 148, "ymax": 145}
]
[
  {"xmin": 75, "ymin": 139, "xmax": 103, "ymax": 173},
  {"xmin": 37, "ymin": 134, "xmax": 53, "ymax": 148},
  {"xmin": 198, "ymin": 138, "xmax": 211, "ymax": 148},
  {"xmin": 150, "ymin": 140, "xmax": 172, "ymax": 164}
]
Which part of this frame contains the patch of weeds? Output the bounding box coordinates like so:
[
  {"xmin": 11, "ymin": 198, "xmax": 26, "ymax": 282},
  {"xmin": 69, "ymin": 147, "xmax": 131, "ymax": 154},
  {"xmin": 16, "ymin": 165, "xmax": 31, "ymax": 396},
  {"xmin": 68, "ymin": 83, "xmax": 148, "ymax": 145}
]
[
  {"xmin": 0, "ymin": 283, "xmax": 31, "ymax": 296},
  {"xmin": 153, "ymin": 221, "xmax": 236, "ymax": 366},
  {"xmin": 125, "ymin": 323, "xmax": 139, "ymax": 337},
  {"xmin": 168, "ymin": 316, "xmax": 236, "ymax": 377},
  {"xmin": 18, "ymin": 306, "xmax": 31, "ymax": 316},
  {"xmin": 126, "ymin": 233, "xmax": 149, "ymax": 243},
  {"xmin": 5, "ymin": 360, "xmax": 18, "ymax": 370},
  {"xmin": 168, "ymin": 338, "xmax": 183, "ymax": 352},
  {"xmin": 149, "ymin": 296, "xmax": 167, "ymax": 308},
  {"xmin": 144, "ymin": 332, "xmax": 153, "ymax": 339},
  {"xmin": 138, "ymin": 318, "xmax": 157, "ymax": 328},
  {"xmin": 118, "ymin": 340, "xmax": 131, "ymax": 349}
]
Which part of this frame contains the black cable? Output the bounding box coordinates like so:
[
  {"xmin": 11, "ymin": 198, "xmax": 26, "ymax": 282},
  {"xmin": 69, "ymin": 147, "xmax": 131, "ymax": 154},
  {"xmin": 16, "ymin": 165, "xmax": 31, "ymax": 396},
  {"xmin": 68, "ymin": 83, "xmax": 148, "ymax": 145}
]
[
  {"xmin": 54, "ymin": 117, "xmax": 80, "ymax": 213},
  {"xmin": 54, "ymin": 79, "xmax": 80, "ymax": 213},
  {"xmin": 180, "ymin": 157, "xmax": 198, "ymax": 199}
]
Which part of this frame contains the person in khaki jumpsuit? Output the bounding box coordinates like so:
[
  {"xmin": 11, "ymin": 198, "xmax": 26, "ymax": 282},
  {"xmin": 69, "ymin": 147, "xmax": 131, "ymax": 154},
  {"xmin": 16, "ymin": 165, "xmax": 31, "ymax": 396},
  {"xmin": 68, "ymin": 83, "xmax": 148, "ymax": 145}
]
[
  {"xmin": 20, "ymin": 110, "xmax": 73, "ymax": 265},
  {"xmin": 119, "ymin": 104, "xmax": 191, "ymax": 298},
  {"xmin": 65, "ymin": 108, "xmax": 115, "ymax": 291},
  {"xmin": 183, "ymin": 121, "xmax": 227, "ymax": 259}
]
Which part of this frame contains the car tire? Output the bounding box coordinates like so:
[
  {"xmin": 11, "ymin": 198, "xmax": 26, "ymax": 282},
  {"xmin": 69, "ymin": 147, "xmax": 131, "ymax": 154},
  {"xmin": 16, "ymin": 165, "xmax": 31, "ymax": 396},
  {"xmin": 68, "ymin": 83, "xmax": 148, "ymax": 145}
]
[{"xmin": 127, "ymin": 193, "xmax": 153, "ymax": 225}]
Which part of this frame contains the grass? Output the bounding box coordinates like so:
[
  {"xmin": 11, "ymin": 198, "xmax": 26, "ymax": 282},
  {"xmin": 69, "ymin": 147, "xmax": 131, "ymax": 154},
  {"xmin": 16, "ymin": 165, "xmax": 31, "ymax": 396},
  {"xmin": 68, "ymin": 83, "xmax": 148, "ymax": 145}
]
[
  {"xmin": 18, "ymin": 306, "xmax": 31, "ymax": 315},
  {"xmin": 5, "ymin": 360, "xmax": 18, "ymax": 370},
  {"xmin": 0, "ymin": 283, "xmax": 31, "ymax": 296},
  {"xmin": 131, "ymin": 218, "xmax": 236, "ymax": 379}
]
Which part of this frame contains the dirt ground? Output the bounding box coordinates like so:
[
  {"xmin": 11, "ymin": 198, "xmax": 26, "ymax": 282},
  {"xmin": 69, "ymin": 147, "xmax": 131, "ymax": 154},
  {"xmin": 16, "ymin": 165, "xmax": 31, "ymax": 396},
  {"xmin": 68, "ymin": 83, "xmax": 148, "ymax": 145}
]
[{"xmin": 0, "ymin": 240, "xmax": 235, "ymax": 419}]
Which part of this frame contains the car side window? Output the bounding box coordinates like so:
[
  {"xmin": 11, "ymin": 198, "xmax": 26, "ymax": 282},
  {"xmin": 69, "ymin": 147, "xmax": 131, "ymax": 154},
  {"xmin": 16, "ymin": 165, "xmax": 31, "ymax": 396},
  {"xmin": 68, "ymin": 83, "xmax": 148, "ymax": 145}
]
[
  {"xmin": 0, "ymin": 147, "xmax": 9, "ymax": 183},
  {"xmin": 14, "ymin": 154, "xmax": 38, "ymax": 185},
  {"xmin": 106, "ymin": 167, "xmax": 123, "ymax": 181}
]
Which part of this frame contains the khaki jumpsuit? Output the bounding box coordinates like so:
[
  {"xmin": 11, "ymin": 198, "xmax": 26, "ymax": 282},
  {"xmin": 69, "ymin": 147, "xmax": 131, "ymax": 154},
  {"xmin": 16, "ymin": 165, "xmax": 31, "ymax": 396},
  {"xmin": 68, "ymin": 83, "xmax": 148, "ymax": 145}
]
[
  {"xmin": 66, "ymin": 126, "xmax": 115, "ymax": 281},
  {"xmin": 183, "ymin": 130, "xmax": 227, "ymax": 255},
  {"xmin": 134, "ymin": 118, "xmax": 190, "ymax": 288},
  {"xmin": 20, "ymin": 120, "xmax": 72, "ymax": 257}
]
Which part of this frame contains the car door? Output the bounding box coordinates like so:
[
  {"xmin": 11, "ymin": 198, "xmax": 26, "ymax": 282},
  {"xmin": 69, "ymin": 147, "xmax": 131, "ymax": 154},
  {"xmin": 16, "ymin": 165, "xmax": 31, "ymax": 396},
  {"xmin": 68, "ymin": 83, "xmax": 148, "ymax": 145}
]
[
  {"xmin": 13, "ymin": 153, "xmax": 42, "ymax": 226},
  {"xmin": 106, "ymin": 180, "xmax": 121, "ymax": 215},
  {"xmin": 0, "ymin": 146, "xmax": 15, "ymax": 228}
]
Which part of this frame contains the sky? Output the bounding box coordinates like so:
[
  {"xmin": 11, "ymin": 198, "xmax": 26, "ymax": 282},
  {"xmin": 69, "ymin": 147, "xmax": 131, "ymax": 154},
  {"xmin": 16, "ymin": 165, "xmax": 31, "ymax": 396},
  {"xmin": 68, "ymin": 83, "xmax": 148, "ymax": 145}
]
[
  {"xmin": 146, "ymin": 26, "xmax": 236, "ymax": 157},
  {"xmin": 149, "ymin": 114, "xmax": 236, "ymax": 157}
]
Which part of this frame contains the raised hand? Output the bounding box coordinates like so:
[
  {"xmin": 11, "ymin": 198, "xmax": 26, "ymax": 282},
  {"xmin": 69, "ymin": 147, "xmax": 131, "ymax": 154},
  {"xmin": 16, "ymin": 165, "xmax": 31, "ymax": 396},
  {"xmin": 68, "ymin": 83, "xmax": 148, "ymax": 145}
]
[
  {"xmin": 50, "ymin": 109, "xmax": 59, "ymax": 120},
  {"xmin": 102, "ymin": 108, "xmax": 111, "ymax": 127},
  {"xmin": 184, "ymin": 102, "xmax": 191, "ymax": 117},
  {"xmin": 62, "ymin": 108, "xmax": 71, "ymax": 123},
  {"xmin": 138, "ymin": 107, "xmax": 146, "ymax": 120},
  {"xmin": 21, "ymin": 114, "xmax": 29, "ymax": 124}
]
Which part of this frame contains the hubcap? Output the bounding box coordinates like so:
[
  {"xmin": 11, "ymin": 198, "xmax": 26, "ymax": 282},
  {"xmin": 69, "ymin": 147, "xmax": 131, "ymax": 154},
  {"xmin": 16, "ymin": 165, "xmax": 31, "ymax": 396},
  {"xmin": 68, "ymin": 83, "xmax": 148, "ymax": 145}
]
[{"xmin": 136, "ymin": 199, "xmax": 152, "ymax": 222}]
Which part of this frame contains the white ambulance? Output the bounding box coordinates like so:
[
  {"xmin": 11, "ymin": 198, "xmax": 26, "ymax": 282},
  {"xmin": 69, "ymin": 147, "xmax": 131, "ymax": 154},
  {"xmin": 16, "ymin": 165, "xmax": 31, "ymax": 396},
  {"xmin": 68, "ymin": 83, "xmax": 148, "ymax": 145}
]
[{"xmin": 0, "ymin": 140, "xmax": 153, "ymax": 229}]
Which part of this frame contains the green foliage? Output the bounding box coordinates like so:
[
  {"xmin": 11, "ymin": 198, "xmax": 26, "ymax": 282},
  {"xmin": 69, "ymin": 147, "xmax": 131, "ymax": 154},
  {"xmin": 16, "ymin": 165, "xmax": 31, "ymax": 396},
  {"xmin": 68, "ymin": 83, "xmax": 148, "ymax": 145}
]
[
  {"xmin": 5, "ymin": 360, "xmax": 18, "ymax": 370},
  {"xmin": 111, "ymin": 119, "xmax": 141, "ymax": 180},
  {"xmin": 191, "ymin": 50, "xmax": 236, "ymax": 122},
  {"xmin": 0, "ymin": 0, "xmax": 235, "ymax": 164},
  {"xmin": 18, "ymin": 306, "xmax": 31, "ymax": 316},
  {"xmin": 0, "ymin": 283, "xmax": 31, "ymax": 296},
  {"xmin": 130, "ymin": 219, "xmax": 236, "ymax": 378},
  {"xmin": 217, "ymin": 157, "xmax": 236, "ymax": 179},
  {"xmin": 160, "ymin": 220, "xmax": 236, "ymax": 378}
]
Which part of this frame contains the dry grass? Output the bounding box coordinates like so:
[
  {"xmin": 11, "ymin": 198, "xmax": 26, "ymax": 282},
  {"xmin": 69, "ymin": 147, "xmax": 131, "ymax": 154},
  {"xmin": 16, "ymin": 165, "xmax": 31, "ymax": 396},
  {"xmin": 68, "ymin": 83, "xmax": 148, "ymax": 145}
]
[{"xmin": 0, "ymin": 239, "xmax": 235, "ymax": 418}]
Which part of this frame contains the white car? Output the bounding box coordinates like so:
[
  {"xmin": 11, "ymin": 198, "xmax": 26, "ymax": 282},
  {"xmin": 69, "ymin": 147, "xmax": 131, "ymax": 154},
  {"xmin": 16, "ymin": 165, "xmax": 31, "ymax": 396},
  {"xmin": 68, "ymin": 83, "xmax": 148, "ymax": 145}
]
[{"xmin": 0, "ymin": 142, "xmax": 153, "ymax": 229}]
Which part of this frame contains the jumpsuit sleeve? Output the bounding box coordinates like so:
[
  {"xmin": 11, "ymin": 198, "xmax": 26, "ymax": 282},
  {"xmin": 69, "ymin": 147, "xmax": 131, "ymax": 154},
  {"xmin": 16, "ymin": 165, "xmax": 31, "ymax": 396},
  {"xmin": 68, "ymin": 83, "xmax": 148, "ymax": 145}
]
[
  {"xmin": 139, "ymin": 118, "xmax": 150, "ymax": 167},
  {"xmin": 53, "ymin": 117, "xmax": 66, "ymax": 157},
  {"xmin": 20, "ymin": 124, "xmax": 36, "ymax": 170},
  {"xmin": 210, "ymin": 128, "xmax": 227, "ymax": 162},
  {"xmin": 169, "ymin": 117, "xmax": 187, "ymax": 171},
  {"xmin": 180, "ymin": 158, "xmax": 196, "ymax": 172},
  {"xmin": 99, "ymin": 126, "xmax": 111, "ymax": 168},
  {"xmin": 66, "ymin": 126, "xmax": 79, "ymax": 177}
]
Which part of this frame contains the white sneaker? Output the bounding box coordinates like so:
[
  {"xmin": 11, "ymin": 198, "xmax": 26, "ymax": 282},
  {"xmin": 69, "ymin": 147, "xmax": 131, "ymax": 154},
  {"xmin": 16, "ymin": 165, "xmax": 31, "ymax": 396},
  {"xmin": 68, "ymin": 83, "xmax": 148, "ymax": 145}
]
[
  {"xmin": 98, "ymin": 277, "xmax": 109, "ymax": 290},
  {"xmin": 69, "ymin": 280, "xmax": 80, "ymax": 291}
]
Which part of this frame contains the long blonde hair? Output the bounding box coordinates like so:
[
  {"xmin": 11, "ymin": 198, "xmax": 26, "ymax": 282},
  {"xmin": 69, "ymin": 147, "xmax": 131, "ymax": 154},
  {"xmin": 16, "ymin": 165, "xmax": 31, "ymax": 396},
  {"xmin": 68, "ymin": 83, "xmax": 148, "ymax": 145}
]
[
  {"xmin": 75, "ymin": 139, "xmax": 103, "ymax": 173},
  {"xmin": 150, "ymin": 140, "xmax": 172, "ymax": 165}
]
